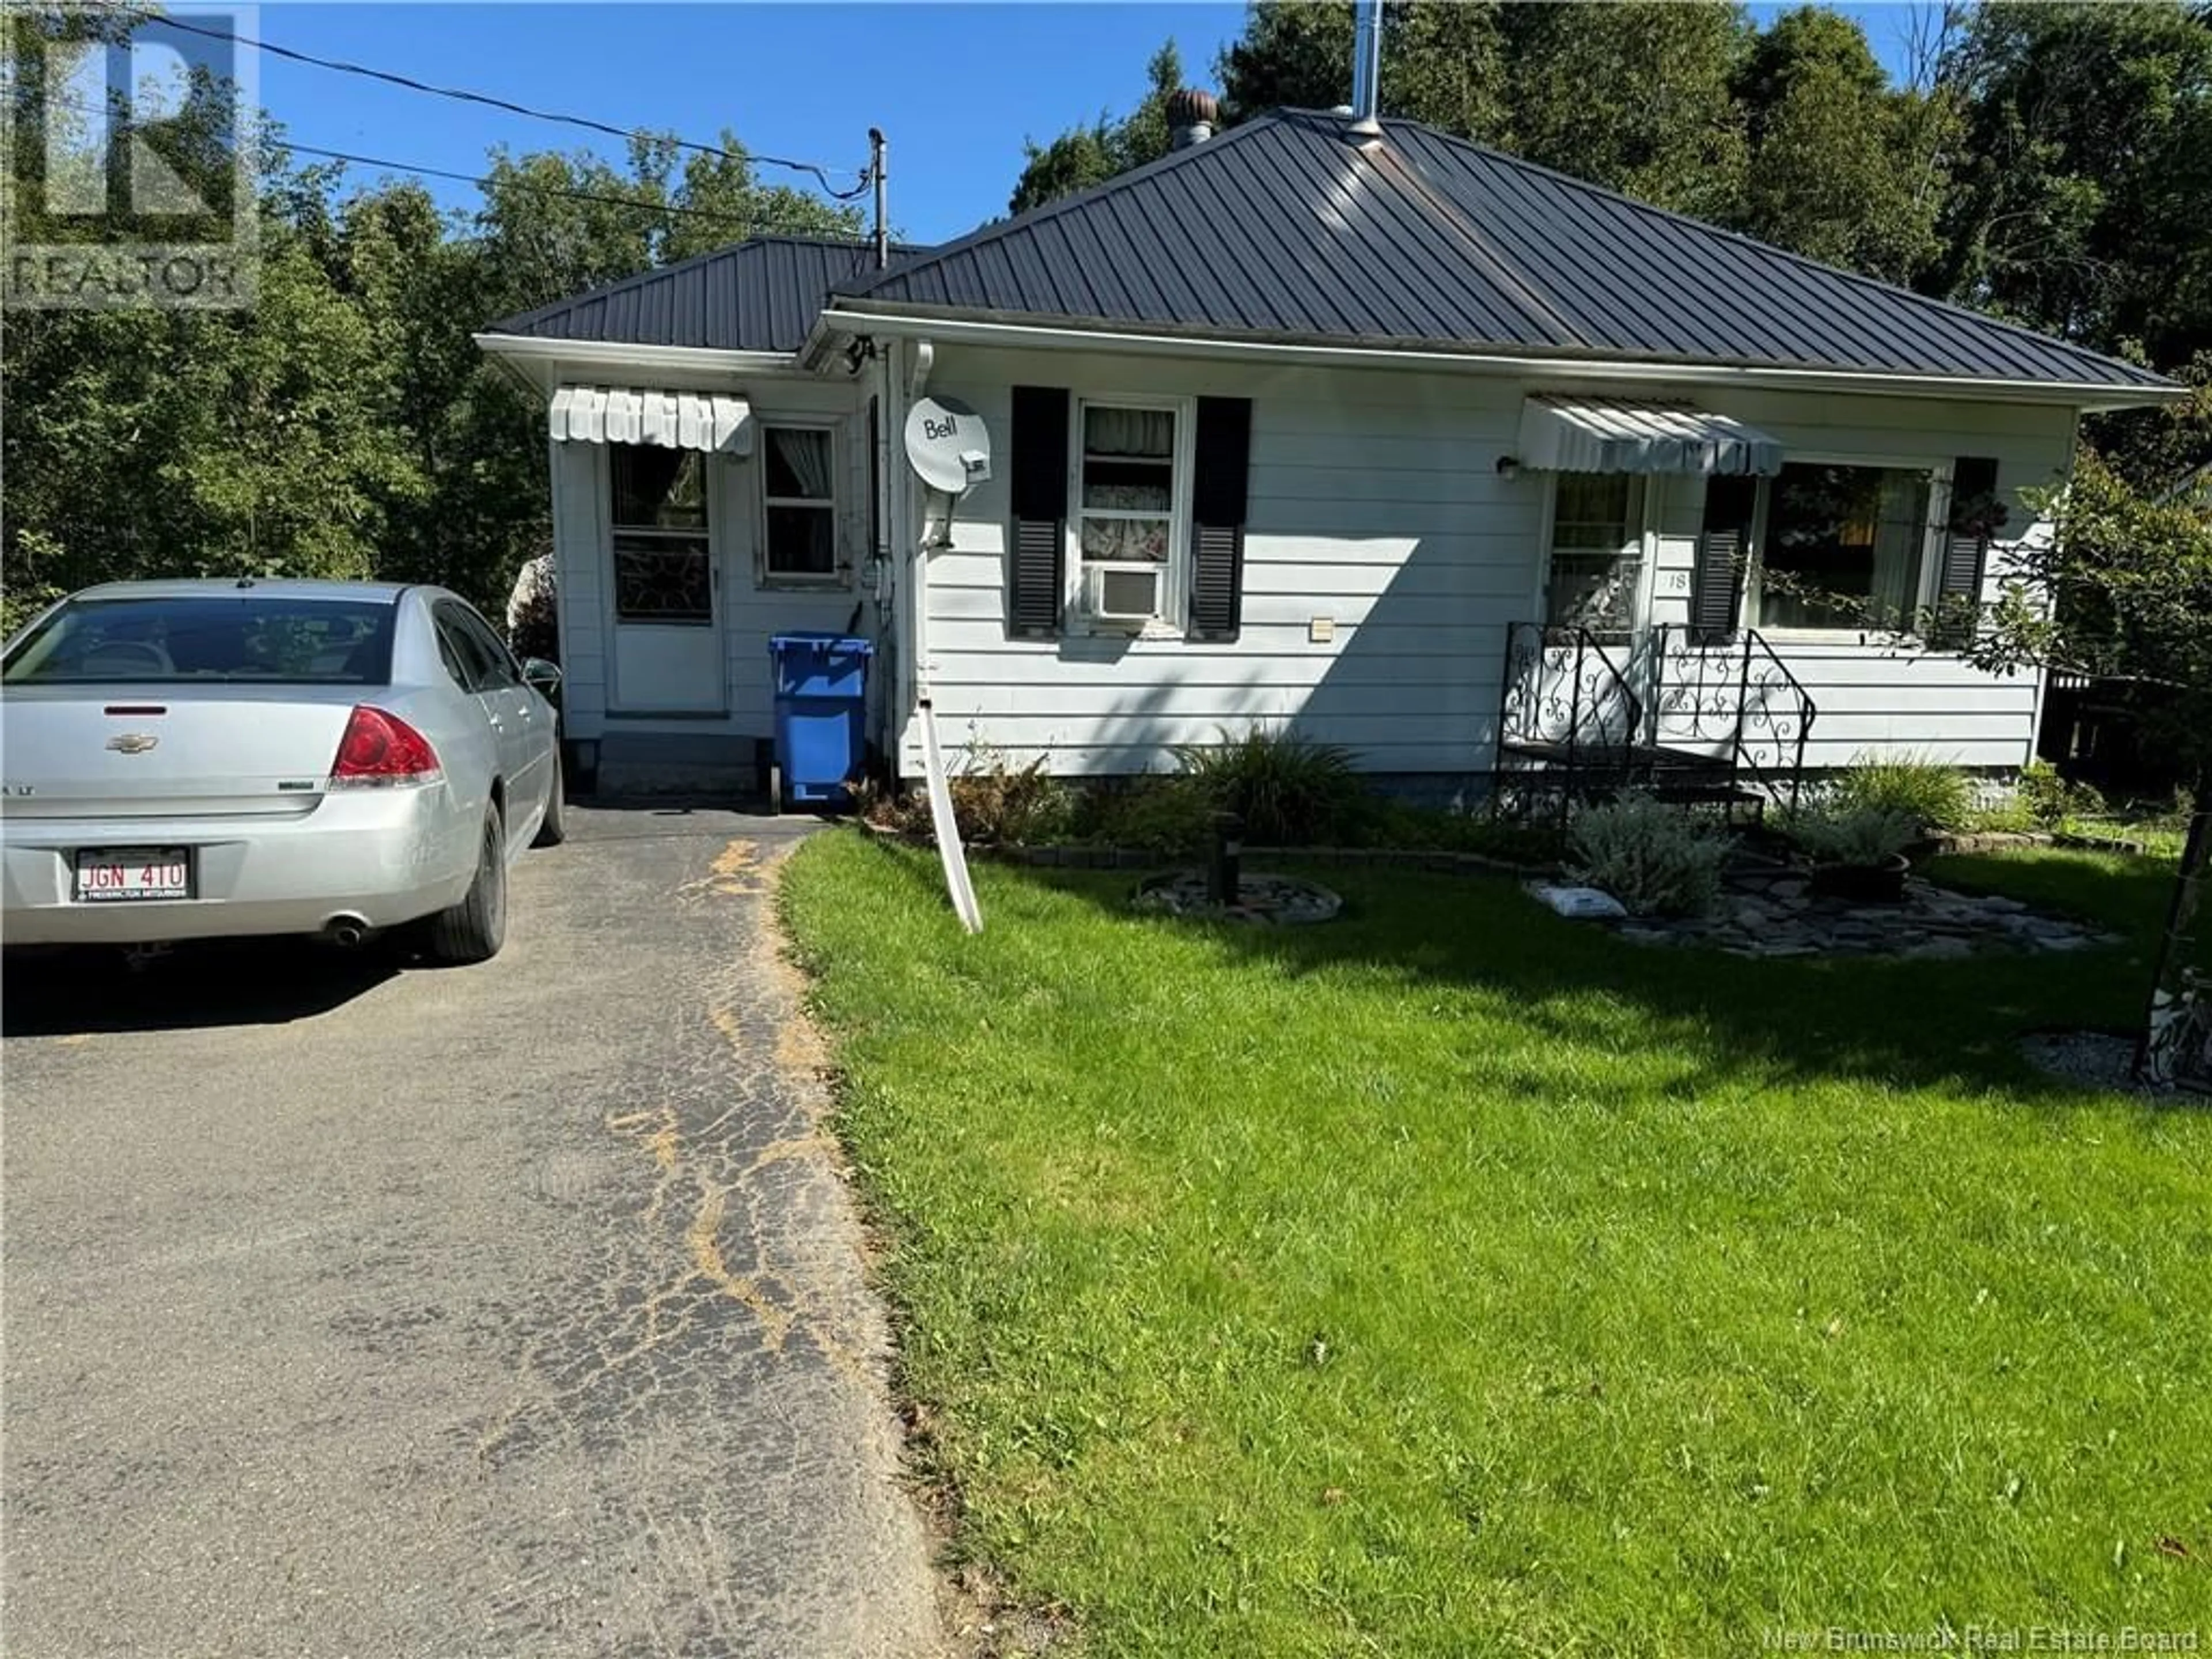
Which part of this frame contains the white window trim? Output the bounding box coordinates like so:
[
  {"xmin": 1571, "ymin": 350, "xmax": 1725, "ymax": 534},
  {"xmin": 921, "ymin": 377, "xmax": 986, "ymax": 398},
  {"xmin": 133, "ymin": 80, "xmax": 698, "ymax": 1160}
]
[
  {"xmin": 757, "ymin": 419, "xmax": 847, "ymax": 589},
  {"xmin": 1536, "ymin": 471, "xmax": 1656, "ymax": 637},
  {"xmin": 604, "ymin": 444, "xmax": 715, "ymax": 628},
  {"xmin": 1064, "ymin": 393, "xmax": 1195, "ymax": 638},
  {"xmin": 1745, "ymin": 452, "xmax": 1954, "ymax": 642}
]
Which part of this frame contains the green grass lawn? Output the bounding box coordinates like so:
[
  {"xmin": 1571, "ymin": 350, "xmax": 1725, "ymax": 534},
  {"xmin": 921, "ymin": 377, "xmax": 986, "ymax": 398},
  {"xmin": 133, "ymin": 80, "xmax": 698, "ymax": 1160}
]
[{"xmin": 782, "ymin": 836, "xmax": 2212, "ymax": 1656}]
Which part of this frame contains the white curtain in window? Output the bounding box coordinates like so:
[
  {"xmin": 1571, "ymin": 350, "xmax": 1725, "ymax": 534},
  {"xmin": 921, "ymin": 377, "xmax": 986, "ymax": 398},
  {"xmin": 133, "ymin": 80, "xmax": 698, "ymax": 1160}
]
[
  {"xmin": 1868, "ymin": 471, "xmax": 1930, "ymax": 624},
  {"xmin": 770, "ymin": 427, "xmax": 834, "ymax": 500},
  {"xmin": 1081, "ymin": 518, "xmax": 1171, "ymax": 562},
  {"xmin": 1085, "ymin": 407, "xmax": 1174, "ymax": 458}
]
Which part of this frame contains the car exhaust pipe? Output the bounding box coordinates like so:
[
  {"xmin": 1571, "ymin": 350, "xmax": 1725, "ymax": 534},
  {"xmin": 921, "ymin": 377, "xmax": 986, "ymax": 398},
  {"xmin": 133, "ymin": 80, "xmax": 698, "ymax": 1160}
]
[{"xmin": 323, "ymin": 915, "xmax": 371, "ymax": 949}]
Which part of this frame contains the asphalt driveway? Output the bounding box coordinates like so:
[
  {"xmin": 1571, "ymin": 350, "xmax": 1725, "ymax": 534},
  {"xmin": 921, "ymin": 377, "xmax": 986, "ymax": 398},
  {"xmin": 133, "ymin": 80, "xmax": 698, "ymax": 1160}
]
[{"xmin": 2, "ymin": 805, "xmax": 948, "ymax": 1659}]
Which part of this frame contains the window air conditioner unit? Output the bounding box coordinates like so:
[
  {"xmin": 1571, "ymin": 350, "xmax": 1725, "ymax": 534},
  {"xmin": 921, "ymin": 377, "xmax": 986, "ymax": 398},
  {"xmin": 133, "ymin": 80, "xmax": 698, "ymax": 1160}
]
[{"xmin": 1086, "ymin": 563, "xmax": 1164, "ymax": 624}]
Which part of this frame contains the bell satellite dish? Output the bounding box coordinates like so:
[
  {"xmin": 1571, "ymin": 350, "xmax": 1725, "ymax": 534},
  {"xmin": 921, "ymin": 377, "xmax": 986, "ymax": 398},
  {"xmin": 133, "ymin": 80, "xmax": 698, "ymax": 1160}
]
[{"xmin": 904, "ymin": 395, "xmax": 991, "ymax": 496}]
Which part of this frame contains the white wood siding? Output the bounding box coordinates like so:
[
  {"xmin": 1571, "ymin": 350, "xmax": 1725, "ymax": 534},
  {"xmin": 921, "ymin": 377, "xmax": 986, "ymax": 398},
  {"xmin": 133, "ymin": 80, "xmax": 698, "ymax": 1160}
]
[
  {"xmin": 543, "ymin": 361, "xmax": 874, "ymax": 745},
  {"xmin": 898, "ymin": 344, "xmax": 2075, "ymax": 778},
  {"xmin": 548, "ymin": 437, "xmax": 609, "ymax": 739},
  {"xmin": 1647, "ymin": 388, "xmax": 2071, "ymax": 769},
  {"xmin": 905, "ymin": 349, "xmax": 1534, "ymax": 775}
]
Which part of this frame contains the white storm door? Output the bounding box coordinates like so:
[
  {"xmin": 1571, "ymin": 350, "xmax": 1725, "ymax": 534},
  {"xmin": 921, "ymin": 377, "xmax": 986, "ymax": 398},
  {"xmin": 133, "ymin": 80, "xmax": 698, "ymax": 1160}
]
[{"xmin": 603, "ymin": 446, "xmax": 726, "ymax": 714}]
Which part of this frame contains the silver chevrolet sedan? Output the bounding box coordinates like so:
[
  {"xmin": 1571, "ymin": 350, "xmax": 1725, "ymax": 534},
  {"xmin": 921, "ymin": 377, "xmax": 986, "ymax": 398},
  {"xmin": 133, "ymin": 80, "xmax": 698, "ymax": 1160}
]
[{"xmin": 1, "ymin": 579, "xmax": 565, "ymax": 963}]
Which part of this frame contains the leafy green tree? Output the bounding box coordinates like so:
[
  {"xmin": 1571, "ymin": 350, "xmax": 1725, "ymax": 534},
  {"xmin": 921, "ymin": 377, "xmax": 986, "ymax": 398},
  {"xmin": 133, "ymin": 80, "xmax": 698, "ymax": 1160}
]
[
  {"xmin": 1983, "ymin": 453, "xmax": 2212, "ymax": 1084},
  {"xmin": 2, "ymin": 0, "xmax": 862, "ymax": 630},
  {"xmin": 1217, "ymin": 1, "xmax": 1747, "ymax": 214},
  {"xmin": 472, "ymin": 145, "xmax": 660, "ymax": 319},
  {"xmin": 2090, "ymin": 352, "xmax": 2212, "ymax": 495},
  {"xmin": 1936, "ymin": 2, "xmax": 2212, "ymax": 365},
  {"xmin": 1986, "ymin": 455, "xmax": 2212, "ymax": 775},
  {"xmin": 1732, "ymin": 6, "xmax": 1950, "ymax": 283},
  {"xmin": 1009, "ymin": 121, "xmax": 1124, "ymax": 215},
  {"xmin": 1218, "ymin": 0, "xmax": 1356, "ymax": 119},
  {"xmin": 1218, "ymin": 1, "xmax": 1509, "ymax": 141},
  {"xmin": 1010, "ymin": 40, "xmax": 1185, "ymax": 214},
  {"xmin": 2, "ymin": 12, "xmax": 419, "ymax": 627},
  {"xmin": 634, "ymin": 131, "xmax": 863, "ymax": 265},
  {"xmin": 1497, "ymin": 1, "xmax": 1749, "ymax": 219}
]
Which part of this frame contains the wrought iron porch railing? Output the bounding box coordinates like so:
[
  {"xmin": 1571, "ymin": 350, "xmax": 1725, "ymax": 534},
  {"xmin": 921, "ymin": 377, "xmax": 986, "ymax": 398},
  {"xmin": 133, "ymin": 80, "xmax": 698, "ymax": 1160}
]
[
  {"xmin": 1497, "ymin": 622, "xmax": 1643, "ymax": 787},
  {"xmin": 1643, "ymin": 624, "xmax": 1819, "ymax": 813},
  {"xmin": 1730, "ymin": 628, "xmax": 1817, "ymax": 814},
  {"xmin": 1495, "ymin": 621, "xmax": 1817, "ymax": 819}
]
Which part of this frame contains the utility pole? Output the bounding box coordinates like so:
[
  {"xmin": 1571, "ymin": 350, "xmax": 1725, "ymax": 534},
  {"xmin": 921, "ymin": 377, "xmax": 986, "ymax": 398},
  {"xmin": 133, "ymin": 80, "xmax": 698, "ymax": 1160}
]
[{"xmin": 869, "ymin": 128, "xmax": 888, "ymax": 269}]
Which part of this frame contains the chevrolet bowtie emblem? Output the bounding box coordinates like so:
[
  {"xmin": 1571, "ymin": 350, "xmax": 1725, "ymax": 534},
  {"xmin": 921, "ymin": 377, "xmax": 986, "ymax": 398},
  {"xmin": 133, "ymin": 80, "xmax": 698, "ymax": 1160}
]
[{"xmin": 106, "ymin": 733, "xmax": 160, "ymax": 755}]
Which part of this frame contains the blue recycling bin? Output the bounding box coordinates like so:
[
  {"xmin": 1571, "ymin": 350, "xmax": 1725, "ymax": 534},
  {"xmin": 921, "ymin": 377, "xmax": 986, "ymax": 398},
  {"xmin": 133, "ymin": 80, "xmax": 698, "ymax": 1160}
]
[{"xmin": 768, "ymin": 633, "xmax": 873, "ymax": 809}]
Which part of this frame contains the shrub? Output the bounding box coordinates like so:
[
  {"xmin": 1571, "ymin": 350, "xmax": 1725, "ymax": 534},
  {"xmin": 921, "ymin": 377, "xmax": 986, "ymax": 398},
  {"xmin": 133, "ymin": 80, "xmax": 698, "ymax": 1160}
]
[
  {"xmin": 1787, "ymin": 806, "xmax": 1918, "ymax": 866},
  {"xmin": 2017, "ymin": 760, "xmax": 2107, "ymax": 828},
  {"xmin": 1828, "ymin": 752, "xmax": 1971, "ymax": 830},
  {"xmin": 1076, "ymin": 775, "xmax": 1217, "ymax": 854},
  {"xmin": 1961, "ymin": 794, "xmax": 2040, "ymax": 835},
  {"xmin": 1175, "ymin": 725, "xmax": 1364, "ymax": 847},
  {"xmin": 953, "ymin": 751, "xmax": 1072, "ymax": 845},
  {"xmin": 856, "ymin": 742, "xmax": 1072, "ymax": 845},
  {"xmin": 506, "ymin": 550, "xmax": 559, "ymax": 665},
  {"xmin": 1565, "ymin": 792, "xmax": 1730, "ymax": 917}
]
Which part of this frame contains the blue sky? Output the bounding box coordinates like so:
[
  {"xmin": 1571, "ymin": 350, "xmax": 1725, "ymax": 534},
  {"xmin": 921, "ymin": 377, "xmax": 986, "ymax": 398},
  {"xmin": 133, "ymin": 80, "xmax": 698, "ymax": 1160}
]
[{"xmin": 212, "ymin": 3, "xmax": 1920, "ymax": 244}]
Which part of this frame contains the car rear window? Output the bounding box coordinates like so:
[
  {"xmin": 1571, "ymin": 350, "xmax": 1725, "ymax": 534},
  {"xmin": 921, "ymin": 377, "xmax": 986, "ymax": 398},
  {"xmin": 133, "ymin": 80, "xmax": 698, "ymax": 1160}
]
[{"xmin": 1, "ymin": 596, "xmax": 399, "ymax": 685}]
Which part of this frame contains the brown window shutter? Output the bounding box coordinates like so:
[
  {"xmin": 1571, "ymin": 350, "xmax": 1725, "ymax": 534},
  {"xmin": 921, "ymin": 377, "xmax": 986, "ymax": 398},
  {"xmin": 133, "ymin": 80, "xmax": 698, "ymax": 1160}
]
[
  {"xmin": 1188, "ymin": 396, "xmax": 1252, "ymax": 643},
  {"xmin": 1693, "ymin": 474, "xmax": 1756, "ymax": 639},
  {"xmin": 1006, "ymin": 385, "xmax": 1069, "ymax": 639},
  {"xmin": 1934, "ymin": 456, "xmax": 2000, "ymax": 648}
]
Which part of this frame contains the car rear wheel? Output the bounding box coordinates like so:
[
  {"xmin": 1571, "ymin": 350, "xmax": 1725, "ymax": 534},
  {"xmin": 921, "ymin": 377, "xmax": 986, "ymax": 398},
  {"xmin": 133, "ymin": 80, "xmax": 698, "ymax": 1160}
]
[
  {"xmin": 533, "ymin": 752, "xmax": 567, "ymax": 848},
  {"xmin": 427, "ymin": 806, "xmax": 507, "ymax": 964}
]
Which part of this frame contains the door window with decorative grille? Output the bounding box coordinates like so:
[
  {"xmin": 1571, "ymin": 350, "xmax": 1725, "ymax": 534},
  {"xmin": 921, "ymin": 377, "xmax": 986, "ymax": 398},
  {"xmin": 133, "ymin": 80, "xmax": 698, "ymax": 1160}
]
[
  {"xmin": 1545, "ymin": 474, "xmax": 1646, "ymax": 635},
  {"xmin": 610, "ymin": 446, "xmax": 711, "ymax": 623}
]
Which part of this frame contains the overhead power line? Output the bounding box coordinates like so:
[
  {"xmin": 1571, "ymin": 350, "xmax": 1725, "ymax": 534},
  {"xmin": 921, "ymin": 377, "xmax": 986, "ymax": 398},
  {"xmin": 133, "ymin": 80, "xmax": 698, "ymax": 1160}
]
[
  {"xmin": 285, "ymin": 138, "xmax": 852, "ymax": 228},
  {"xmin": 111, "ymin": 6, "xmax": 875, "ymax": 199},
  {"xmin": 34, "ymin": 89, "xmax": 862, "ymax": 234}
]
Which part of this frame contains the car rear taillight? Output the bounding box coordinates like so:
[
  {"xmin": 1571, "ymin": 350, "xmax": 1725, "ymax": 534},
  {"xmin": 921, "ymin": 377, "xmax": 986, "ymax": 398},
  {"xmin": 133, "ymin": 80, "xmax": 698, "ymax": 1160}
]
[{"xmin": 329, "ymin": 705, "xmax": 442, "ymax": 787}]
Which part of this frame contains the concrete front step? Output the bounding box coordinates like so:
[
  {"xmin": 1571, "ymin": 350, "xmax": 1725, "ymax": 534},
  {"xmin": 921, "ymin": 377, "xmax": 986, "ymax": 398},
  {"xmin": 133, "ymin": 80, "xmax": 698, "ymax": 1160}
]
[{"xmin": 568, "ymin": 732, "xmax": 763, "ymax": 801}]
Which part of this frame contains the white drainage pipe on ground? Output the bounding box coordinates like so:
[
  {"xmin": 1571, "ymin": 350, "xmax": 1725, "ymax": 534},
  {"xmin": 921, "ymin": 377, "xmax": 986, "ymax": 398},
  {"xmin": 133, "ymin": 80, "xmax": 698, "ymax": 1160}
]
[{"xmin": 918, "ymin": 694, "xmax": 982, "ymax": 934}]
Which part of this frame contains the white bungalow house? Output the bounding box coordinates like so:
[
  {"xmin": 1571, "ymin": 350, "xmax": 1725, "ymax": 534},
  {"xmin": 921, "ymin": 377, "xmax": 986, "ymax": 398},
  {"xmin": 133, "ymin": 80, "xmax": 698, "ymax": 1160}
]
[{"xmin": 476, "ymin": 104, "xmax": 2184, "ymax": 804}]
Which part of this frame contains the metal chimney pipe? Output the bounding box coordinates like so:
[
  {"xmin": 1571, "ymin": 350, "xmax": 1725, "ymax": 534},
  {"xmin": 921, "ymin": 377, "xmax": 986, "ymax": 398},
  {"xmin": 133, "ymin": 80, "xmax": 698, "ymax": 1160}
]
[{"xmin": 1350, "ymin": 0, "xmax": 1384, "ymax": 135}]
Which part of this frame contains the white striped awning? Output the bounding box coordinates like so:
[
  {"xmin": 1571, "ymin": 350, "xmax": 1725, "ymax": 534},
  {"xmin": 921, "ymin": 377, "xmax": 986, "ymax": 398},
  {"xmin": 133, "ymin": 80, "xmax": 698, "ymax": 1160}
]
[
  {"xmin": 1517, "ymin": 395, "xmax": 1783, "ymax": 476},
  {"xmin": 548, "ymin": 385, "xmax": 752, "ymax": 454}
]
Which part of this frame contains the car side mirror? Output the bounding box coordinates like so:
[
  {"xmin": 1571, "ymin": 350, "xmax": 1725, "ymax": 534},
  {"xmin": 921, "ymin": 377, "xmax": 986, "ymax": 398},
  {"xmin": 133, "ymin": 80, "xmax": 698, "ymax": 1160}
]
[{"xmin": 522, "ymin": 657, "xmax": 562, "ymax": 693}]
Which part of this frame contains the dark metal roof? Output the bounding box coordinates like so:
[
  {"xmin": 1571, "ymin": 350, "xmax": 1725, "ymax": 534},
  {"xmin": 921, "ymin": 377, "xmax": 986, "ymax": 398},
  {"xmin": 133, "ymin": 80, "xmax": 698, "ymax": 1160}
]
[
  {"xmin": 833, "ymin": 110, "xmax": 2175, "ymax": 395},
  {"xmin": 484, "ymin": 236, "xmax": 922, "ymax": 354}
]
